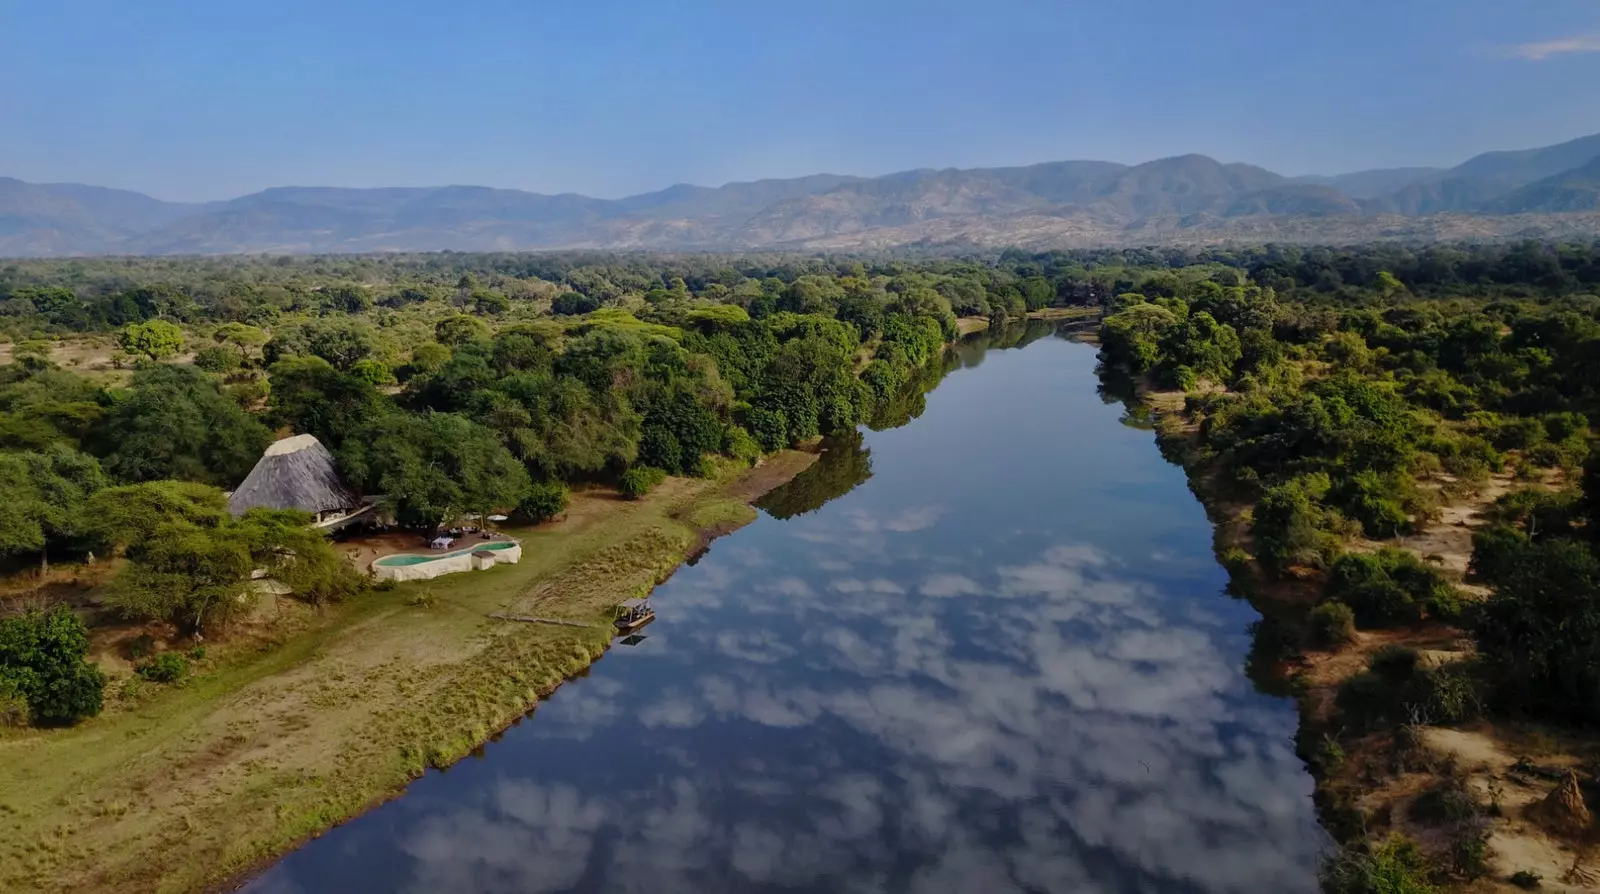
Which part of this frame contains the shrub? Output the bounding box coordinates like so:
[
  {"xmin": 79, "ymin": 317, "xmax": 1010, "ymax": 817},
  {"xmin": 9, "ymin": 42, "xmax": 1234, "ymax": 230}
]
[
  {"xmin": 0, "ymin": 679, "xmax": 30, "ymax": 728},
  {"xmin": 1475, "ymin": 538, "xmax": 1600, "ymax": 725},
  {"xmin": 1320, "ymin": 835, "xmax": 1438, "ymax": 894},
  {"xmin": 744, "ymin": 407, "xmax": 789, "ymax": 452},
  {"xmin": 618, "ymin": 466, "xmax": 667, "ymax": 500},
  {"xmin": 1448, "ymin": 825, "xmax": 1491, "ymax": 880},
  {"xmin": 1336, "ymin": 672, "xmax": 1400, "ymax": 731},
  {"xmin": 1411, "ymin": 777, "xmax": 1482, "ymax": 826},
  {"xmin": 1417, "ymin": 662, "xmax": 1485, "ymax": 725},
  {"xmin": 1510, "ymin": 870, "xmax": 1543, "ymax": 889},
  {"xmin": 0, "ymin": 606, "xmax": 105, "ymax": 726},
  {"xmin": 517, "ymin": 480, "xmax": 570, "ymax": 524},
  {"xmin": 136, "ymin": 652, "xmax": 189, "ymax": 684},
  {"xmin": 1253, "ymin": 474, "xmax": 1345, "ymax": 572},
  {"xmin": 723, "ymin": 425, "xmax": 763, "ymax": 467},
  {"xmin": 1329, "ymin": 548, "xmax": 1460, "ymax": 628},
  {"xmin": 1369, "ymin": 645, "xmax": 1420, "ymax": 684},
  {"xmin": 689, "ymin": 455, "xmax": 719, "ymax": 479},
  {"xmin": 1310, "ymin": 601, "xmax": 1357, "ymax": 648},
  {"xmin": 193, "ymin": 345, "xmax": 242, "ymax": 374}
]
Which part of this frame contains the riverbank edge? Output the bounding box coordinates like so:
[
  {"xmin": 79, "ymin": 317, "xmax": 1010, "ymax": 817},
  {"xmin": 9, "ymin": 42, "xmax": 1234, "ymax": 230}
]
[
  {"xmin": 1127, "ymin": 384, "xmax": 1526, "ymax": 891},
  {"xmin": 0, "ymin": 450, "xmax": 819, "ymax": 894},
  {"xmin": 211, "ymin": 449, "xmax": 822, "ymax": 894}
]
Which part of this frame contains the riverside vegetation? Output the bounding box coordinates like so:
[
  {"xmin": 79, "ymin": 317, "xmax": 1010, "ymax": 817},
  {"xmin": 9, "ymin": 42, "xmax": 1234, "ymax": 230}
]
[
  {"xmin": 3, "ymin": 244, "xmax": 1599, "ymax": 891},
  {"xmin": 0, "ymin": 253, "xmax": 1078, "ymax": 892},
  {"xmin": 1094, "ymin": 241, "xmax": 1600, "ymax": 892}
]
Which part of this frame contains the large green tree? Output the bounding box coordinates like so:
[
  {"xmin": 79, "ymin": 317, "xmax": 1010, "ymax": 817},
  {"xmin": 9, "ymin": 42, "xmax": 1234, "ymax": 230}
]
[{"xmin": 87, "ymin": 365, "xmax": 271, "ymax": 486}]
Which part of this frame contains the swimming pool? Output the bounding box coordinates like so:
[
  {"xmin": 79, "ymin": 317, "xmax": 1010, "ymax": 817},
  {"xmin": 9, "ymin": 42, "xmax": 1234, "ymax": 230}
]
[{"xmin": 374, "ymin": 540, "xmax": 519, "ymax": 567}]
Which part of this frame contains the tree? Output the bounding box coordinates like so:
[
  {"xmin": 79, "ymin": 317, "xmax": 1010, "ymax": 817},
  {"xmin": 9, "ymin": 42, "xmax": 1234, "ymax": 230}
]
[
  {"xmin": 87, "ymin": 365, "xmax": 271, "ymax": 486},
  {"xmin": 212, "ymin": 322, "xmax": 270, "ymax": 363},
  {"xmin": 88, "ymin": 484, "xmax": 362, "ymax": 628},
  {"xmin": 436, "ymin": 315, "xmax": 491, "ymax": 346},
  {"xmin": 267, "ymin": 355, "xmax": 388, "ymax": 449},
  {"xmin": 338, "ymin": 411, "xmax": 530, "ymax": 528},
  {"xmin": 471, "ymin": 290, "xmax": 510, "ymax": 315},
  {"xmin": 0, "ymin": 446, "xmax": 106, "ymax": 570},
  {"xmin": 323, "ymin": 284, "xmax": 373, "ymax": 314},
  {"xmin": 517, "ymin": 480, "xmax": 569, "ymax": 524},
  {"xmin": 551, "ymin": 292, "xmax": 600, "ymax": 316},
  {"xmin": 0, "ymin": 605, "xmax": 104, "ymax": 726},
  {"xmin": 1475, "ymin": 538, "xmax": 1600, "ymax": 725},
  {"xmin": 193, "ymin": 345, "xmax": 242, "ymax": 374},
  {"xmin": 118, "ymin": 320, "xmax": 184, "ymax": 361},
  {"xmin": 1100, "ymin": 303, "xmax": 1178, "ymax": 375}
]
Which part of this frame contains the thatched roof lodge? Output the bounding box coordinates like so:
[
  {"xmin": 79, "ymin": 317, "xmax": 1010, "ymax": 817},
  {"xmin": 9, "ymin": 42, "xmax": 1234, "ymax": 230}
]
[{"xmin": 227, "ymin": 434, "xmax": 369, "ymax": 528}]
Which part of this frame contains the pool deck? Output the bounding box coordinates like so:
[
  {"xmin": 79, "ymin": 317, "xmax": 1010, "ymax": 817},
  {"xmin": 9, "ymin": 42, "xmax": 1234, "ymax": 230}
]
[{"xmin": 370, "ymin": 539, "xmax": 522, "ymax": 583}]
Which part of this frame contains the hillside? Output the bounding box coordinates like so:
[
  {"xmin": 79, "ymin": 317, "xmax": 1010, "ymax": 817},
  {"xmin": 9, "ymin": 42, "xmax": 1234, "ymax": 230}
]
[{"xmin": 5, "ymin": 131, "xmax": 1600, "ymax": 255}]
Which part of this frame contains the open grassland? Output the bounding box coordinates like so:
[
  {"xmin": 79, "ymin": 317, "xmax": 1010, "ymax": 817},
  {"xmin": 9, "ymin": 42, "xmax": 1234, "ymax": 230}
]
[{"xmin": 0, "ymin": 452, "xmax": 814, "ymax": 894}]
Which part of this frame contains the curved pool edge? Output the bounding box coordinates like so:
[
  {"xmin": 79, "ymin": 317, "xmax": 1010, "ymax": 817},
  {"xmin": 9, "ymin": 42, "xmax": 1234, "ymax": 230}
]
[{"xmin": 371, "ymin": 540, "xmax": 523, "ymax": 582}]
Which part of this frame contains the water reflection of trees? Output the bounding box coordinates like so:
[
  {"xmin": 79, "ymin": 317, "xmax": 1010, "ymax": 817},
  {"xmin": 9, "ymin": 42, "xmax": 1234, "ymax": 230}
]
[
  {"xmin": 761, "ymin": 321, "xmax": 1076, "ymax": 521},
  {"xmin": 756, "ymin": 431, "xmax": 873, "ymax": 520}
]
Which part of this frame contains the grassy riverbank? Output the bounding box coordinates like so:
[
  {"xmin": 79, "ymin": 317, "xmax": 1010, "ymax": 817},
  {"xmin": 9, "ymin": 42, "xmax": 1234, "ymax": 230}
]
[
  {"xmin": 0, "ymin": 451, "xmax": 815, "ymax": 894},
  {"xmin": 1138, "ymin": 385, "xmax": 1594, "ymax": 893}
]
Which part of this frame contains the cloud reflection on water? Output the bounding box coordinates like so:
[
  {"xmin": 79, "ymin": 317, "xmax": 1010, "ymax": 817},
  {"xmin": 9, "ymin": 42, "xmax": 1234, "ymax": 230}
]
[
  {"xmin": 379, "ymin": 531, "xmax": 1320, "ymax": 894},
  {"xmin": 250, "ymin": 337, "xmax": 1322, "ymax": 894}
]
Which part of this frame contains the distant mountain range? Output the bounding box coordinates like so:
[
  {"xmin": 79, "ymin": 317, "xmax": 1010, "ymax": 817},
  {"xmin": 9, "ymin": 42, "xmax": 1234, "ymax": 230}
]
[{"xmin": 5, "ymin": 132, "xmax": 1600, "ymax": 257}]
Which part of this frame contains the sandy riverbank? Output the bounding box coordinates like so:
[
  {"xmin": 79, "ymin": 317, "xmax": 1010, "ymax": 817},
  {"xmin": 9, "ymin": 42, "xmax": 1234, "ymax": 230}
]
[{"xmin": 1137, "ymin": 384, "xmax": 1592, "ymax": 892}]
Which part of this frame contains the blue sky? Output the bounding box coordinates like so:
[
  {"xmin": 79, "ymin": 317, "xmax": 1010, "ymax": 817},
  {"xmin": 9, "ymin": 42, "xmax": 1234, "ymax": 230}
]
[{"xmin": 3, "ymin": 0, "xmax": 1598, "ymax": 202}]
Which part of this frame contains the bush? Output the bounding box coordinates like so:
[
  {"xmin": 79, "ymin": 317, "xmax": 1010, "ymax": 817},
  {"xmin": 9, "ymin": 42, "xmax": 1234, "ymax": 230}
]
[
  {"xmin": 1448, "ymin": 825, "xmax": 1491, "ymax": 880},
  {"xmin": 193, "ymin": 345, "xmax": 242, "ymax": 374},
  {"xmin": 1510, "ymin": 870, "xmax": 1543, "ymax": 889},
  {"xmin": 1410, "ymin": 777, "xmax": 1482, "ymax": 826},
  {"xmin": 689, "ymin": 455, "xmax": 718, "ymax": 479},
  {"xmin": 723, "ymin": 425, "xmax": 763, "ymax": 467},
  {"xmin": 517, "ymin": 480, "xmax": 570, "ymax": 524},
  {"xmin": 0, "ymin": 605, "xmax": 105, "ymax": 726},
  {"xmin": 1310, "ymin": 601, "xmax": 1358, "ymax": 648},
  {"xmin": 743, "ymin": 407, "xmax": 789, "ymax": 452},
  {"xmin": 1369, "ymin": 645, "xmax": 1420, "ymax": 684},
  {"xmin": 1336, "ymin": 672, "xmax": 1401, "ymax": 731},
  {"xmin": 1253, "ymin": 474, "xmax": 1346, "ymax": 572},
  {"xmin": 1320, "ymin": 834, "xmax": 1438, "ymax": 894},
  {"xmin": 1329, "ymin": 548, "xmax": 1460, "ymax": 628},
  {"xmin": 0, "ymin": 679, "xmax": 30, "ymax": 728},
  {"xmin": 136, "ymin": 652, "xmax": 189, "ymax": 683},
  {"xmin": 618, "ymin": 466, "xmax": 667, "ymax": 500},
  {"xmin": 1475, "ymin": 538, "xmax": 1600, "ymax": 725},
  {"xmin": 1417, "ymin": 662, "xmax": 1485, "ymax": 725}
]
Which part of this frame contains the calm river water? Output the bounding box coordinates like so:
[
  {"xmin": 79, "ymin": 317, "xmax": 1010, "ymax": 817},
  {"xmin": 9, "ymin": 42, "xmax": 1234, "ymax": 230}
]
[{"xmin": 248, "ymin": 326, "xmax": 1324, "ymax": 894}]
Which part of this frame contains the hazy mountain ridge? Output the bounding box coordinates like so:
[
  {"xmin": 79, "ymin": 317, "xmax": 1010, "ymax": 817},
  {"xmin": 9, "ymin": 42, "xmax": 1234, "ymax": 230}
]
[{"xmin": 5, "ymin": 133, "xmax": 1600, "ymax": 256}]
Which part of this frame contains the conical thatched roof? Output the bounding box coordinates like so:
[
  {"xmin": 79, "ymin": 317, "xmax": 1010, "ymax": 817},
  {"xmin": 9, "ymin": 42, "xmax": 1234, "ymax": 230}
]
[{"xmin": 227, "ymin": 434, "xmax": 360, "ymax": 517}]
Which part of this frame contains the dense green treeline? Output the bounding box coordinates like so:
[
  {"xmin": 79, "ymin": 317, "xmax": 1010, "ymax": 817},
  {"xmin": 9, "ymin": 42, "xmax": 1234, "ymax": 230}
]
[
  {"xmin": 0, "ymin": 258, "xmax": 999, "ymax": 726},
  {"xmin": 0, "ymin": 252, "xmax": 1081, "ymax": 339},
  {"xmin": 1094, "ymin": 247, "xmax": 1600, "ymax": 890}
]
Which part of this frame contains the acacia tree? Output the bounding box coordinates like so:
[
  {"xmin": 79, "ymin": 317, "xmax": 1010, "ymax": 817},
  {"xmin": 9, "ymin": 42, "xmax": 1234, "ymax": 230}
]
[
  {"xmin": 0, "ymin": 446, "xmax": 106, "ymax": 572},
  {"xmin": 117, "ymin": 320, "xmax": 184, "ymax": 361}
]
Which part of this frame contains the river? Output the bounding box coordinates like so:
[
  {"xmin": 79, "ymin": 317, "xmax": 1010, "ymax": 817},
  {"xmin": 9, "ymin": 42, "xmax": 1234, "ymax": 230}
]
[{"xmin": 247, "ymin": 325, "xmax": 1325, "ymax": 894}]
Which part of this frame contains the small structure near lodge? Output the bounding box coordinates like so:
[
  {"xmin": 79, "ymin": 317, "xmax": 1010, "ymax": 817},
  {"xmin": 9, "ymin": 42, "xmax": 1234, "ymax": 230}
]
[{"xmin": 228, "ymin": 434, "xmax": 371, "ymax": 529}]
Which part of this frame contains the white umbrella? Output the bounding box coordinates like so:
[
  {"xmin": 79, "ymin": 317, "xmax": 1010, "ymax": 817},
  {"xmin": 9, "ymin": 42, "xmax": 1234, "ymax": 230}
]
[{"xmin": 487, "ymin": 514, "xmax": 509, "ymax": 522}]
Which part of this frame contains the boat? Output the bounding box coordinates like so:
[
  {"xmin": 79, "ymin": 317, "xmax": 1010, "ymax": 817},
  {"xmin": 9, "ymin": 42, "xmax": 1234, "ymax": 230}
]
[{"xmin": 614, "ymin": 597, "xmax": 656, "ymax": 632}]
